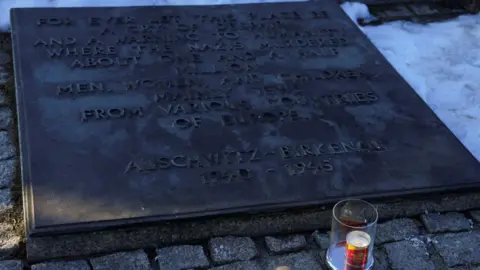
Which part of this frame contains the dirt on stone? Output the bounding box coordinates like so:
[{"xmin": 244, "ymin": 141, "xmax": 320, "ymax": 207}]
[{"xmin": 0, "ymin": 32, "xmax": 25, "ymax": 260}]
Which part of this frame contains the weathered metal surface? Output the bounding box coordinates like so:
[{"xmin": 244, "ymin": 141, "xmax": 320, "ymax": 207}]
[{"xmin": 10, "ymin": 0, "xmax": 480, "ymax": 236}]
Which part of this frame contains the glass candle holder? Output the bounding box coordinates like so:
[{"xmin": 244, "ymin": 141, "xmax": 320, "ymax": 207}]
[{"xmin": 326, "ymin": 199, "xmax": 378, "ymax": 270}]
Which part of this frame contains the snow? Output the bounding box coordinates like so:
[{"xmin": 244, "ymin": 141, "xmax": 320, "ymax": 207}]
[
  {"xmin": 342, "ymin": 2, "xmax": 480, "ymax": 160},
  {"xmin": 0, "ymin": 0, "xmax": 479, "ymax": 159}
]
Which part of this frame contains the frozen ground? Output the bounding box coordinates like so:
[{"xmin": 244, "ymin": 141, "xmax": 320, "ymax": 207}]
[
  {"xmin": 342, "ymin": 3, "xmax": 480, "ymax": 160},
  {"xmin": 0, "ymin": 0, "xmax": 479, "ymax": 160}
]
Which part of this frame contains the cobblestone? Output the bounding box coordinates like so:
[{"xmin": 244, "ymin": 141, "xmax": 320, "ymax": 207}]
[
  {"xmin": 0, "ymin": 91, "xmax": 5, "ymax": 107},
  {"xmin": 0, "ymin": 260, "xmax": 23, "ymax": 270},
  {"xmin": 376, "ymin": 4, "xmax": 413, "ymax": 18},
  {"xmin": 0, "ymin": 73, "xmax": 10, "ymax": 87},
  {"xmin": 471, "ymin": 210, "xmax": 480, "ymax": 223},
  {"xmin": 0, "ymin": 160, "xmax": 15, "ymax": 188},
  {"xmin": 375, "ymin": 218, "xmax": 420, "ymax": 245},
  {"xmin": 461, "ymin": 0, "xmax": 480, "ymax": 12},
  {"xmin": 31, "ymin": 260, "xmax": 90, "ymax": 270},
  {"xmin": 421, "ymin": 212, "xmax": 472, "ymax": 233},
  {"xmin": 312, "ymin": 231, "xmax": 329, "ymax": 250},
  {"xmin": 0, "ymin": 223, "xmax": 20, "ymax": 260},
  {"xmin": 0, "ymin": 108, "xmax": 12, "ymax": 130},
  {"xmin": 0, "ymin": 189, "xmax": 12, "ymax": 215},
  {"xmin": 0, "ymin": 52, "xmax": 10, "ymax": 66},
  {"xmin": 209, "ymin": 260, "xmax": 261, "ymax": 270},
  {"xmin": 375, "ymin": 193, "xmax": 480, "ymax": 220},
  {"xmin": 433, "ymin": 231, "xmax": 480, "ymax": 267},
  {"xmin": 156, "ymin": 245, "xmax": 209, "ymax": 270},
  {"xmin": 265, "ymin": 235, "xmax": 307, "ymax": 254},
  {"xmin": 408, "ymin": 4, "xmax": 441, "ymax": 16},
  {"xmin": 209, "ymin": 236, "xmax": 258, "ymax": 264},
  {"xmin": 384, "ymin": 240, "xmax": 436, "ymax": 270},
  {"xmin": 261, "ymin": 251, "xmax": 324, "ymax": 270},
  {"xmin": 0, "ymin": 131, "xmax": 14, "ymax": 161},
  {"xmin": 373, "ymin": 249, "xmax": 389, "ymax": 270},
  {"xmin": 450, "ymin": 266, "xmax": 480, "ymax": 270},
  {"xmin": 0, "ymin": 211, "xmax": 478, "ymax": 269},
  {"xmin": 90, "ymin": 250, "xmax": 150, "ymax": 270}
]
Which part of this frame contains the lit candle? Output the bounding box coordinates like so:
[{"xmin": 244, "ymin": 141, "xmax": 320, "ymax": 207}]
[{"xmin": 344, "ymin": 230, "xmax": 371, "ymax": 270}]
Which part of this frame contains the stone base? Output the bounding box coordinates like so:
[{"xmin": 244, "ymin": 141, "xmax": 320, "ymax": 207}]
[
  {"xmin": 26, "ymin": 191, "xmax": 480, "ymax": 262},
  {"xmin": 462, "ymin": 0, "xmax": 480, "ymax": 12}
]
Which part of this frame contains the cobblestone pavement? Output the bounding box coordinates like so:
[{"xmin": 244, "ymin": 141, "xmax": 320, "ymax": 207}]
[
  {"xmin": 1, "ymin": 2, "xmax": 480, "ymax": 269},
  {"xmin": 0, "ymin": 211, "xmax": 479, "ymax": 269}
]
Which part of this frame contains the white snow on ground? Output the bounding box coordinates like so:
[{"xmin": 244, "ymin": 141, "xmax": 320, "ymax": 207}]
[
  {"xmin": 342, "ymin": 2, "xmax": 480, "ymax": 160},
  {"xmin": 0, "ymin": 0, "xmax": 479, "ymax": 159}
]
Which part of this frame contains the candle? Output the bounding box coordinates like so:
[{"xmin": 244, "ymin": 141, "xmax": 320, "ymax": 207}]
[
  {"xmin": 344, "ymin": 230, "xmax": 371, "ymax": 270},
  {"xmin": 340, "ymin": 216, "xmax": 368, "ymax": 227}
]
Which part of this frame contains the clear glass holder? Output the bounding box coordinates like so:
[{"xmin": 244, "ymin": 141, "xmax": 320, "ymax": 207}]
[{"xmin": 326, "ymin": 199, "xmax": 378, "ymax": 270}]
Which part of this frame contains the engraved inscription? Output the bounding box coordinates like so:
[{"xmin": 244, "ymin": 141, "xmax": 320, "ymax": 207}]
[
  {"xmin": 125, "ymin": 148, "xmax": 264, "ymax": 173},
  {"xmin": 45, "ymin": 46, "xmax": 116, "ymax": 58},
  {"xmin": 57, "ymin": 82, "xmax": 109, "ymax": 96},
  {"xmin": 201, "ymin": 168, "xmax": 253, "ymax": 185},
  {"xmin": 124, "ymin": 138, "xmax": 385, "ymax": 183},
  {"xmin": 279, "ymin": 140, "xmax": 386, "ymax": 159},
  {"xmin": 12, "ymin": 1, "xmax": 479, "ymax": 234},
  {"xmin": 37, "ymin": 18, "xmax": 74, "ymax": 26},
  {"xmin": 81, "ymin": 107, "xmax": 144, "ymax": 122},
  {"xmin": 284, "ymin": 160, "xmax": 334, "ymax": 176},
  {"xmin": 158, "ymin": 100, "xmax": 251, "ymax": 116},
  {"xmin": 260, "ymin": 37, "xmax": 349, "ymax": 49},
  {"xmin": 29, "ymin": 4, "xmax": 388, "ymax": 187},
  {"xmin": 71, "ymin": 57, "xmax": 139, "ymax": 68}
]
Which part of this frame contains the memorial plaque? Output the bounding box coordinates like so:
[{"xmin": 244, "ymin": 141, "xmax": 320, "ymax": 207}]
[{"xmin": 10, "ymin": 1, "xmax": 480, "ymax": 236}]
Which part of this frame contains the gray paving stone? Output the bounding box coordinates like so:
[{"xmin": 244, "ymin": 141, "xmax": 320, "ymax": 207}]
[
  {"xmin": 0, "ymin": 132, "xmax": 15, "ymax": 161},
  {"xmin": 471, "ymin": 210, "xmax": 480, "ymax": 223},
  {"xmin": 32, "ymin": 260, "xmax": 90, "ymax": 270},
  {"xmin": 0, "ymin": 260, "xmax": 23, "ymax": 270},
  {"xmin": 0, "ymin": 108, "xmax": 12, "ymax": 130},
  {"xmin": 265, "ymin": 235, "xmax": 307, "ymax": 254},
  {"xmin": 0, "ymin": 71, "xmax": 8, "ymax": 87},
  {"xmin": 0, "ymin": 223, "xmax": 20, "ymax": 260},
  {"xmin": 375, "ymin": 193, "xmax": 480, "ymax": 220},
  {"xmin": 384, "ymin": 240, "xmax": 435, "ymax": 270},
  {"xmin": 373, "ymin": 248, "xmax": 389, "ymax": 270},
  {"xmin": 312, "ymin": 231, "xmax": 329, "ymax": 250},
  {"xmin": 377, "ymin": 5, "xmax": 413, "ymax": 18},
  {"xmin": 209, "ymin": 236, "xmax": 258, "ymax": 264},
  {"xmin": 0, "ymin": 160, "xmax": 15, "ymax": 188},
  {"xmin": 433, "ymin": 231, "xmax": 480, "ymax": 267},
  {"xmin": 0, "ymin": 91, "xmax": 5, "ymax": 106},
  {"xmin": 450, "ymin": 266, "xmax": 480, "ymax": 270},
  {"xmin": 0, "ymin": 189, "xmax": 13, "ymax": 215},
  {"xmin": 408, "ymin": 4, "xmax": 440, "ymax": 15},
  {"xmin": 0, "ymin": 75, "xmax": 10, "ymax": 86},
  {"xmin": 209, "ymin": 261, "xmax": 261, "ymax": 270},
  {"xmin": 90, "ymin": 250, "xmax": 150, "ymax": 270},
  {"xmin": 0, "ymin": 52, "xmax": 10, "ymax": 65},
  {"xmin": 430, "ymin": 193, "xmax": 480, "ymax": 213},
  {"xmin": 156, "ymin": 245, "xmax": 209, "ymax": 270},
  {"xmin": 421, "ymin": 212, "xmax": 472, "ymax": 233},
  {"xmin": 375, "ymin": 219, "xmax": 420, "ymax": 245},
  {"xmin": 260, "ymin": 251, "xmax": 324, "ymax": 270}
]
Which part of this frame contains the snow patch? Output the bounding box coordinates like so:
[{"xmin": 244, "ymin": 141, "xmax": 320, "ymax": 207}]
[
  {"xmin": 340, "ymin": 1, "xmax": 373, "ymax": 23},
  {"xmin": 0, "ymin": 0, "xmax": 53, "ymax": 31},
  {"xmin": 347, "ymin": 5, "xmax": 480, "ymax": 160}
]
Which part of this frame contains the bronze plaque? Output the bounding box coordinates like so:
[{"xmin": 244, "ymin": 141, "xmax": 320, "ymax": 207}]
[{"xmin": 10, "ymin": 1, "xmax": 480, "ymax": 235}]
